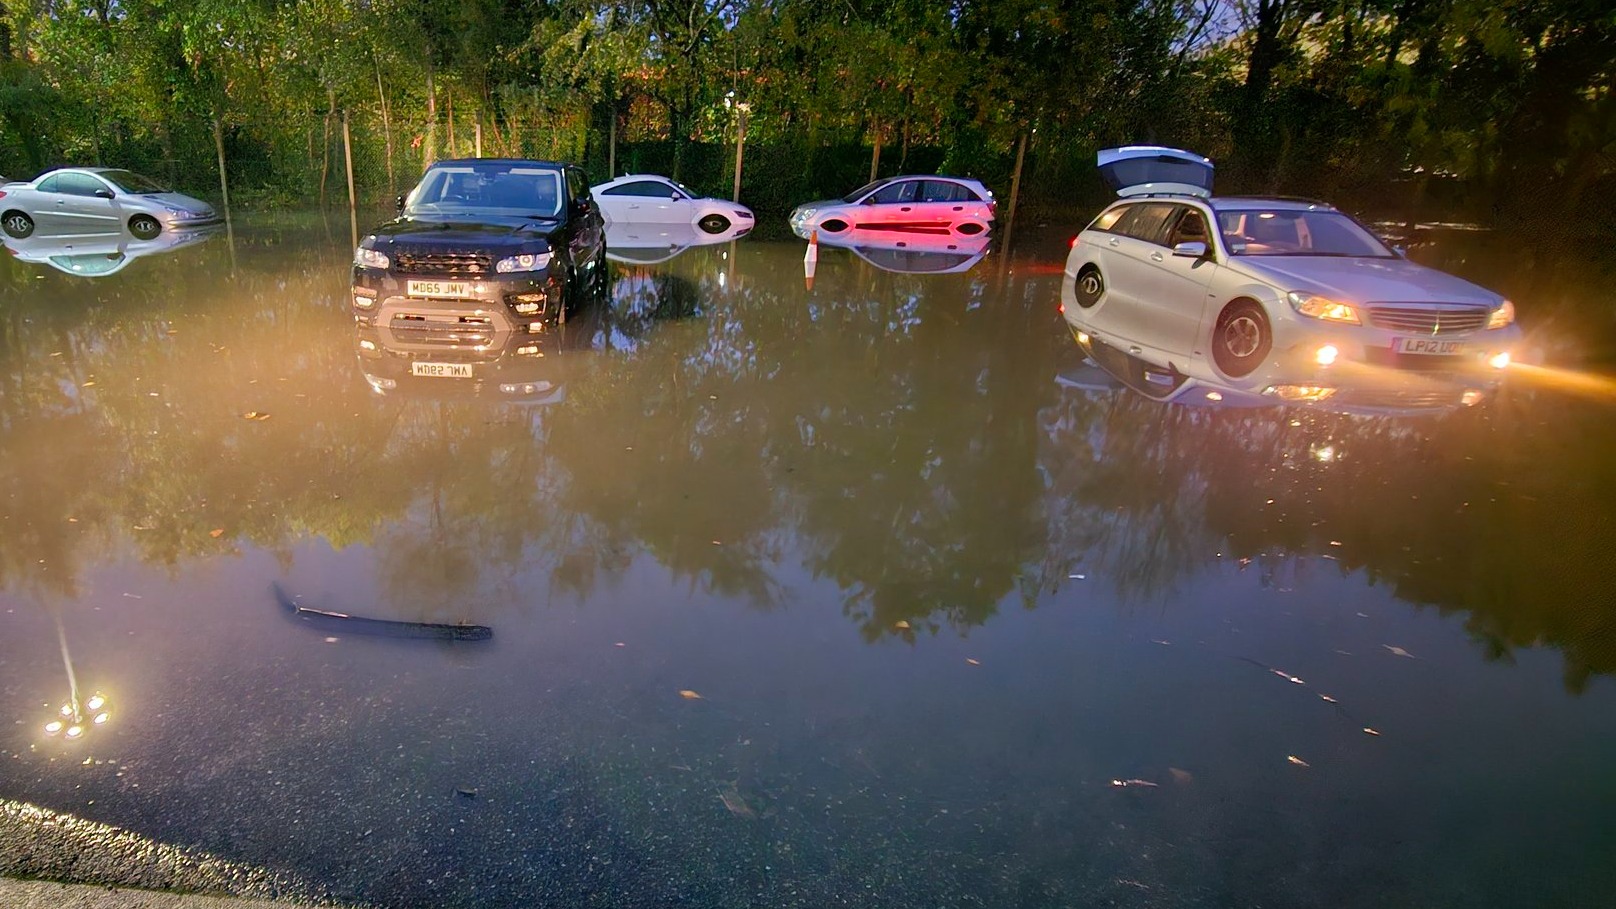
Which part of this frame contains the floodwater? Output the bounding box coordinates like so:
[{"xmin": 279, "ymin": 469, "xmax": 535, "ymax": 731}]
[{"xmin": 2, "ymin": 214, "xmax": 1614, "ymax": 908}]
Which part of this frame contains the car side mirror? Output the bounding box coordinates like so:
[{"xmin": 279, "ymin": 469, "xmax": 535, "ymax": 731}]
[
  {"xmin": 94, "ymin": 189, "xmax": 115, "ymax": 200},
  {"xmin": 1172, "ymin": 241, "xmax": 1209, "ymax": 259},
  {"xmin": 1392, "ymin": 245, "xmax": 1406, "ymax": 256},
  {"xmin": 395, "ymin": 194, "xmax": 406, "ymax": 213}
]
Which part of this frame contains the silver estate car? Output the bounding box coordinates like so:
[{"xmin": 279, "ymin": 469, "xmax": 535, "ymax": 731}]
[
  {"xmin": 0, "ymin": 167, "xmax": 220, "ymax": 241},
  {"xmin": 1060, "ymin": 147, "xmax": 1520, "ymax": 396}
]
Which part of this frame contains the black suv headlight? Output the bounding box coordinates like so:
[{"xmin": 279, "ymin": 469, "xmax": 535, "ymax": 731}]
[
  {"xmin": 355, "ymin": 247, "xmax": 390, "ymax": 269},
  {"xmin": 495, "ymin": 251, "xmax": 553, "ymax": 273}
]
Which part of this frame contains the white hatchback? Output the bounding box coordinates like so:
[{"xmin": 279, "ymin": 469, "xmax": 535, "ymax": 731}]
[
  {"xmin": 590, "ymin": 174, "xmax": 754, "ymax": 235},
  {"xmin": 789, "ymin": 175, "xmax": 995, "ymax": 238},
  {"xmin": 1061, "ymin": 147, "xmax": 1521, "ymax": 393}
]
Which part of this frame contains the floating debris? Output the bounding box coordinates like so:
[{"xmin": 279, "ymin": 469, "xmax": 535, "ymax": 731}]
[
  {"xmin": 1319, "ymin": 694, "xmax": 1338, "ymax": 703},
  {"xmin": 1286, "ymin": 755, "xmax": 1310, "ymax": 767},
  {"xmin": 965, "ymin": 658, "xmax": 981, "ymax": 666},
  {"xmin": 1110, "ymin": 778, "xmax": 1159, "ymax": 788},
  {"xmin": 678, "ymin": 690, "xmax": 704, "ymax": 700},
  {"xmin": 1382, "ymin": 645, "xmax": 1415, "ymax": 658},
  {"xmin": 893, "ymin": 620, "xmax": 911, "ymax": 630},
  {"xmin": 1363, "ymin": 727, "xmax": 1381, "ymax": 736},
  {"xmin": 614, "ymin": 642, "xmax": 626, "ymax": 648},
  {"xmin": 1150, "ymin": 639, "xmax": 1171, "ymax": 646},
  {"xmin": 1167, "ymin": 767, "xmax": 1194, "ymax": 785},
  {"xmin": 1068, "ymin": 573, "xmax": 1087, "ymax": 580},
  {"xmin": 718, "ymin": 787, "xmax": 755, "ymax": 819},
  {"xmin": 209, "ymin": 528, "xmax": 224, "ymax": 538},
  {"xmin": 455, "ymin": 787, "xmax": 478, "ymax": 799},
  {"xmin": 242, "ymin": 411, "xmax": 271, "ymax": 421}
]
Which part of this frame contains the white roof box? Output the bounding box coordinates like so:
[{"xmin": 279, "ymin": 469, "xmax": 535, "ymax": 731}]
[{"xmin": 1098, "ymin": 146, "xmax": 1213, "ymax": 199}]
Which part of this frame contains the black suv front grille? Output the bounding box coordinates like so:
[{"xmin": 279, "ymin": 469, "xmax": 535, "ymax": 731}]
[
  {"xmin": 387, "ymin": 313, "xmax": 499, "ymax": 346},
  {"xmin": 393, "ymin": 251, "xmax": 493, "ymax": 276}
]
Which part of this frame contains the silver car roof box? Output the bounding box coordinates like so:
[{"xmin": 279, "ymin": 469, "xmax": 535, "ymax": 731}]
[{"xmin": 1098, "ymin": 146, "xmax": 1213, "ymax": 199}]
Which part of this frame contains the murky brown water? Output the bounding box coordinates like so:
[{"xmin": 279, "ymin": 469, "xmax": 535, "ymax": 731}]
[{"xmin": 2, "ymin": 215, "xmax": 1614, "ymax": 907}]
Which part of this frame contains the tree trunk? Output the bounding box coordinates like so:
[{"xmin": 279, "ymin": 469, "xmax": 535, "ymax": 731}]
[
  {"xmin": 319, "ymin": 88, "xmax": 335, "ymax": 207},
  {"xmin": 869, "ymin": 124, "xmax": 882, "ymax": 183},
  {"xmin": 424, "ymin": 58, "xmax": 437, "ymax": 170},
  {"xmin": 474, "ymin": 119, "xmax": 482, "ymax": 157},
  {"xmin": 732, "ymin": 106, "xmax": 748, "ymax": 203},
  {"xmin": 446, "ymin": 86, "xmax": 456, "ymax": 157},
  {"xmin": 1004, "ymin": 130, "xmax": 1028, "ymax": 250},
  {"xmin": 343, "ymin": 108, "xmax": 358, "ymax": 248},
  {"xmin": 608, "ymin": 103, "xmax": 617, "ymax": 176},
  {"xmin": 375, "ymin": 59, "xmax": 394, "ymax": 198},
  {"xmin": 211, "ymin": 115, "xmax": 233, "ymax": 240}
]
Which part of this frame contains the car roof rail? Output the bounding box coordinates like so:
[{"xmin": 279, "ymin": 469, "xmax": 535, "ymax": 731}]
[{"xmin": 1215, "ymin": 194, "xmax": 1335, "ymax": 207}]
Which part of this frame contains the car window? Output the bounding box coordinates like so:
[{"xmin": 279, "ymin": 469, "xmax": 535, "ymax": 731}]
[
  {"xmin": 869, "ymin": 180, "xmax": 920, "ymax": 204},
  {"xmin": 566, "ymin": 169, "xmax": 589, "ymax": 206},
  {"xmin": 407, "ymin": 164, "xmax": 564, "ymax": 217},
  {"xmin": 99, "ymin": 170, "xmax": 169, "ymax": 194},
  {"xmin": 1089, "ymin": 205, "xmax": 1130, "ymax": 233},
  {"xmin": 35, "ymin": 174, "xmax": 61, "ymax": 193},
  {"xmin": 920, "ymin": 181, "xmax": 973, "ymax": 203},
  {"xmin": 60, "ymin": 173, "xmax": 110, "ymax": 197},
  {"xmin": 603, "ymin": 180, "xmax": 677, "ymax": 199},
  {"xmin": 1115, "ymin": 203, "xmax": 1177, "ymax": 245},
  {"xmin": 1166, "ymin": 207, "xmax": 1210, "ymax": 247},
  {"xmin": 843, "ymin": 178, "xmax": 892, "ymax": 203},
  {"xmin": 1216, "ymin": 209, "xmax": 1394, "ymax": 257}
]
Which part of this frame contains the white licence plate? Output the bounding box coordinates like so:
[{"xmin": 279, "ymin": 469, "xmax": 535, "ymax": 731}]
[
  {"xmin": 406, "ymin": 280, "xmax": 476, "ymax": 299},
  {"xmin": 1392, "ymin": 337, "xmax": 1466, "ymax": 355},
  {"xmin": 411, "ymin": 362, "xmax": 473, "ymax": 378}
]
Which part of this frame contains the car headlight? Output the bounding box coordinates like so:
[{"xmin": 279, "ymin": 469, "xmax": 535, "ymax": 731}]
[
  {"xmin": 1287, "ymin": 291, "xmax": 1360, "ymax": 325},
  {"xmin": 354, "ymin": 247, "xmax": 390, "ymax": 269},
  {"xmin": 495, "ymin": 251, "xmax": 552, "ymax": 273},
  {"xmin": 794, "ymin": 208, "xmax": 817, "ymax": 221},
  {"xmin": 1487, "ymin": 299, "xmax": 1515, "ymax": 329}
]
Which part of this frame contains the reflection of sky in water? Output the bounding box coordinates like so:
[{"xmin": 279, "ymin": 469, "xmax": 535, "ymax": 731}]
[{"xmin": 0, "ymin": 220, "xmax": 1614, "ymax": 907}]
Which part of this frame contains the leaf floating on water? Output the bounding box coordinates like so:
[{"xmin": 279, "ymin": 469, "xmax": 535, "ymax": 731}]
[
  {"xmin": 1150, "ymin": 639, "xmax": 1171, "ymax": 646},
  {"xmin": 614, "ymin": 642, "xmax": 626, "ymax": 648},
  {"xmin": 678, "ymin": 689, "xmax": 703, "ymax": 700},
  {"xmin": 965, "ymin": 658, "xmax": 981, "ymax": 666},
  {"xmin": 1382, "ymin": 645, "xmax": 1415, "ymax": 658},
  {"xmin": 1167, "ymin": 767, "xmax": 1194, "ymax": 785},
  {"xmin": 1319, "ymin": 694, "xmax": 1338, "ymax": 703},
  {"xmin": 1110, "ymin": 778, "xmax": 1159, "ymax": 788},
  {"xmin": 718, "ymin": 788, "xmax": 755, "ymax": 819},
  {"xmin": 209, "ymin": 528, "xmax": 224, "ymax": 538},
  {"xmin": 1362, "ymin": 727, "xmax": 1381, "ymax": 736},
  {"xmin": 81, "ymin": 381, "xmax": 96, "ymax": 388},
  {"xmin": 893, "ymin": 620, "xmax": 911, "ymax": 630},
  {"xmin": 242, "ymin": 410, "xmax": 263, "ymax": 420},
  {"xmin": 1286, "ymin": 755, "xmax": 1310, "ymax": 767},
  {"xmin": 455, "ymin": 787, "xmax": 478, "ymax": 799}
]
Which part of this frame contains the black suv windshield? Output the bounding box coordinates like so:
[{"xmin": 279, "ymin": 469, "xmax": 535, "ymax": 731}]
[
  {"xmin": 1216, "ymin": 209, "xmax": 1394, "ymax": 257},
  {"xmin": 99, "ymin": 169, "xmax": 169, "ymax": 194},
  {"xmin": 407, "ymin": 163, "xmax": 565, "ymax": 218}
]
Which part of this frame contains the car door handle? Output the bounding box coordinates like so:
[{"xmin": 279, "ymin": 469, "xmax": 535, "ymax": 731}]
[
  {"xmin": 1108, "ymin": 238, "xmax": 1120, "ymax": 247},
  {"xmin": 900, "ymin": 206, "xmax": 912, "ymax": 212},
  {"xmin": 1151, "ymin": 252, "xmax": 1164, "ymax": 262},
  {"xmin": 1128, "ymin": 346, "xmax": 1143, "ymax": 355},
  {"xmin": 952, "ymin": 206, "xmax": 963, "ymax": 211}
]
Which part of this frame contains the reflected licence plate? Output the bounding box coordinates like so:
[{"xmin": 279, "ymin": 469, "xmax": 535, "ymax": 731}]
[
  {"xmin": 1392, "ymin": 338, "xmax": 1466, "ymax": 355},
  {"xmin": 411, "ymin": 362, "xmax": 473, "ymax": 378},
  {"xmin": 406, "ymin": 280, "xmax": 475, "ymax": 299}
]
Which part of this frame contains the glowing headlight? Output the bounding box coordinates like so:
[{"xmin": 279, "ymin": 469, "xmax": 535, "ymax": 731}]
[
  {"xmin": 354, "ymin": 247, "xmax": 390, "ymax": 269},
  {"xmin": 1487, "ymin": 300, "xmax": 1515, "ymax": 329},
  {"xmin": 495, "ymin": 252, "xmax": 552, "ymax": 273},
  {"xmin": 1287, "ymin": 292, "xmax": 1360, "ymax": 325},
  {"xmin": 795, "ymin": 208, "xmax": 818, "ymax": 221}
]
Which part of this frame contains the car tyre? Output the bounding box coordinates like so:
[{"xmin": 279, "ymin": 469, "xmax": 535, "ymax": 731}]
[
  {"xmin": 1074, "ymin": 266, "xmax": 1105, "ymax": 309},
  {"xmin": 1, "ymin": 211, "xmax": 34, "ymax": 239},
  {"xmin": 819, "ymin": 218, "xmax": 849, "ymax": 233},
  {"xmin": 1212, "ymin": 298, "xmax": 1272, "ymax": 378},
  {"xmin": 697, "ymin": 214, "xmax": 730, "ymax": 234},
  {"xmin": 129, "ymin": 215, "xmax": 162, "ymax": 240},
  {"xmin": 957, "ymin": 222, "xmax": 985, "ymax": 236}
]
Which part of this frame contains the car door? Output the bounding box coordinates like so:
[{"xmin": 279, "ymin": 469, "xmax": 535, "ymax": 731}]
[
  {"xmin": 598, "ymin": 179, "xmax": 681, "ymax": 224},
  {"xmin": 55, "ymin": 173, "xmax": 122, "ymax": 235},
  {"xmin": 1093, "ymin": 202, "xmax": 1178, "ymax": 349},
  {"xmin": 918, "ymin": 180, "xmax": 983, "ymax": 229},
  {"xmin": 858, "ymin": 178, "xmax": 924, "ymax": 230},
  {"xmin": 28, "ymin": 174, "xmax": 68, "ymax": 234},
  {"xmin": 1135, "ymin": 205, "xmax": 1220, "ymax": 357},
  {"xmin": 565, "ymin": 167, "xmax": 605, "ymax": 277}
]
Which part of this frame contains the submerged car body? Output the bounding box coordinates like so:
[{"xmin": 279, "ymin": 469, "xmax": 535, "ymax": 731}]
[
  {"xmin": 790, "ymin": 175, "xmax": 995, "ymax": 238},
  {"xmin": 1060, "ymin": 147, "xmax": 1520, "ymax": 391},
  {"xmin": 0, "ymin": 167, "xmax": 220, "ymax": 240},
  {"xmin": 3, "ymin": 223, "xmax": 222, "ymax": 277},
  {"xmin": 351, "ymin": 158, "xmax": 606, "ymax": 336},
  {"xmin": 591, "ymin": 174, "xmax": 754, "ymax": 235}
]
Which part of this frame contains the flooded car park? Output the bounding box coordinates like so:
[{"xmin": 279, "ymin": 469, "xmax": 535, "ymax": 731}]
[{"xmin": 2, "ymin": 216, "xmax": 1615, "ymax": 908}]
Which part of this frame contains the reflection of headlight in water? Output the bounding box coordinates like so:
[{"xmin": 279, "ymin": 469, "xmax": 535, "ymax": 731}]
[
  {"xmin": 86, "ymin": 695, "xmax": 106, "ymax": 711},
  {"xmin": 365, "ymin": 375, "xmax": 396, "ymax": 394},
  {"xmin": 44, "ymin": 721, "xmax": 63, "ymax": 735}
]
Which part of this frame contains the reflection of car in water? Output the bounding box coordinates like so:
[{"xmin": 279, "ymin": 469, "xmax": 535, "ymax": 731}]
[
  {"xmin": 1069, "ymin": 333, "xmax": 1495, "ymax": 416},
  {"xmin": 604, "ymin": 220, "xmax": 749, "ymax": 267},
  {"xmin": 811, "ymin": 228, "xmax": 991, "ymax": 274},
  {"xmin": 2, "ymin": 224, "xmax": 222, "ymax": 276},
  {"xmin": 0, "ymin": 167, "xmax": 220, "ymax": 240},
  {"xmin": 355, "ymin": 313, "xmax": 580, "ymax": 404},
  {"xmin": 1060, "ymin": 146, "xmax": 1521, "ymax": 390}
]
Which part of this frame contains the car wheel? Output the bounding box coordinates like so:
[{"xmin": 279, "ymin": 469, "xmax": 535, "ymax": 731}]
[
  {"xmin": 697, "ymin": 214, "xmax": 730, "ymax": 234},
  {"xmin": 1073, "ymin": 266, "xmax": 1105, "ymax": 309},
  {"xmin": 1, "ymin": 211, "xmax": 34, "ymax": 239},
  {"xmin": 819, "ymin": 218, "xmax": 849, "ymax": 233},
  {"xmin": 957, "ymin": 222, "xmax": 985, "ymax": 236},
  {"xmin": 129, "ymin": 215, "xmax": 162, "ymax": 240},
  {"xmin": 1212, "ymin": 299, "xmax": 1272, "ymax": 378}
]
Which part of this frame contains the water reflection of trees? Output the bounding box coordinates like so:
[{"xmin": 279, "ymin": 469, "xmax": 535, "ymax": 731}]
[{"xmin": 2, "ymin": 235, "xmax": 1614, "ymax": 688}]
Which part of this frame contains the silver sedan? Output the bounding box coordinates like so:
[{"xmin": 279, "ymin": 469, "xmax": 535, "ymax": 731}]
[{"xmin": 0, "ymin": 167, "xmax": 220, "ymax": 241}]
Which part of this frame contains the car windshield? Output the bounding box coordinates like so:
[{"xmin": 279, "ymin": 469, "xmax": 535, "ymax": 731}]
[
  {"xmin": 842, "ymin": 178, "xmax": 892, "ymax": 203},
  {"xmin": 406, "ymin": 163, "xmax": 564, "ymax": 218},
  {"xmin": 1217, "ymin": 208, "xmax": 1395, "ymax": 257},
  {"xmin": 98, "ymin": 169, "xmax": 169, "ymax": 194}
]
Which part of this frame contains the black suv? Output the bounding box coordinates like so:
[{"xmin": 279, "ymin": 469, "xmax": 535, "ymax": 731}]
[{"xmin": 351, "ymin": 159, "xmax": 606, "ymax": 340}]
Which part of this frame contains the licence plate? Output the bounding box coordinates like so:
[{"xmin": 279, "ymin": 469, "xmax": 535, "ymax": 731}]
[
  {"xmin": 406, "ymin": 279, "xmax": 476, "ymax": 299},
  {"xmin": 411, "ymin": 362, "xmax": 473, "ymax": 378},
  {"xmin": 1392, "ymin": 338, "xmax": 1466, "ymax": 355}
]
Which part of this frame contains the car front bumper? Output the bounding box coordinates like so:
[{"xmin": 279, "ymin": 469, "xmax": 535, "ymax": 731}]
[{"xmin": 350, "ymin": 266, "xmax": 566, "ymax": 336}]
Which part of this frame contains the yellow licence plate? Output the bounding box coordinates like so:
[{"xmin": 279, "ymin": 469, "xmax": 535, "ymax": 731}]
[{"xmin": 406, "ymin": 280, "xmax": 476, "ymax": 299}]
